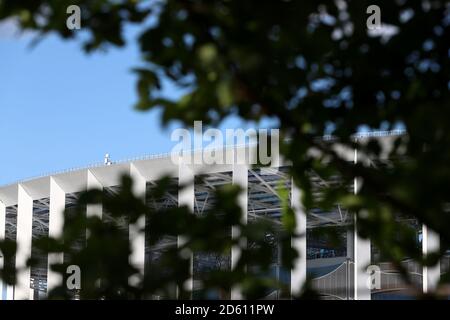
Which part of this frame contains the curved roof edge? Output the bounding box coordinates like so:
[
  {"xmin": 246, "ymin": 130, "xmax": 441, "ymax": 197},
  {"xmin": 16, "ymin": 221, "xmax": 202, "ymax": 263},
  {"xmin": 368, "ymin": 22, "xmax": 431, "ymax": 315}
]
[{"xmin": 0, "ymin": 130, "xmax": 406, "ymax": 189}]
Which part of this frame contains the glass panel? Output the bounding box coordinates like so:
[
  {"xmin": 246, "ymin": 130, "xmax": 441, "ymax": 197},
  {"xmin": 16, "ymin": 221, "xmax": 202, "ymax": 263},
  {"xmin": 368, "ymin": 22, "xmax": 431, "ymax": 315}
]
[
  {"xmin": 2, "ymin": 205, "xmax": 17, "ymax": 298},
  {"xmin": 103, "ymin": 186, "xmax": 129, "ymax": 238},
  {"xmin": 306, "ymin": 171, "xmax": 354, "ymax": 300},
  {"xmin": 63, "ymin": 192, "xmax": 85, "ymax": 299},
  {"xmin": 369, "ymin": 160, "xmax": 422, "ymax": 300},
  {"xmin": 193, "ymin": 172, "xmax": 232, "ymax": 299},
  {"xmin": 145, "ymin": 178, "xmax": 178, "ymax": 299},
  {"xmin": 30, "ymin": 198, "xmax": 50, "ymax": 300},
  {"xmin": 247, "ymin": 167, "xmax": 291, "ymax": 299}
]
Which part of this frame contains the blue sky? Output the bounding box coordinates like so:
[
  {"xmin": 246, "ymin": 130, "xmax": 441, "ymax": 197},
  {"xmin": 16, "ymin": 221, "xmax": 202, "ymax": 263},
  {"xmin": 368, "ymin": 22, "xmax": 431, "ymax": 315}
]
[
  {"xmin": 0, "ymin": 21, "xmax": 273, "ymax": 186},
  {"xmin": 0, "ymin": 23, "xmax": 174, "ymax": 185}
]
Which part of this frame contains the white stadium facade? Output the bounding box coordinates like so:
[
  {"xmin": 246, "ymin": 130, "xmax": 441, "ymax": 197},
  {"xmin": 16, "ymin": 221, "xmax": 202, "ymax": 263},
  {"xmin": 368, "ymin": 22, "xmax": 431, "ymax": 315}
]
[{"xmin": 0, "ymin": 132, "xmax": 446, "ymax": 300}]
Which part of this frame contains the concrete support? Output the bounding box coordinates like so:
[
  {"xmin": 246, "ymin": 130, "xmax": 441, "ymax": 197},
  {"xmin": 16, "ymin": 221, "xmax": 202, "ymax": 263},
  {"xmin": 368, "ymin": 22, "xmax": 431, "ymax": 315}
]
[
  {"xmin": 353, "ymin": 147, "xmax": 371, "ymax": 300},
  {"xmin": 86, "ymin": 170, "xmax": 103, "ymax": 221},
  {"xmin": 178, "ymin": 161, "xmax": 195, "ymax": 297},
  {"xmin": 422, "ymin": 225, "xmax": 440, "ymax": 293},
  {"xmin": 291, "ymin": 181, "xmax": 307, "ymax": 297},
  {"xmin": 231, "ymin": 163, "xmax": 248, "ymax": 300},
  {"xmin": 85, "ymin": 170, "xmax": 103, "ymax": 295},
  {"xmin": 47, "ymin": 177, "xmax": 66, "ymax": 294},
  {"xmin": 129, "ymin": 164, "xmax": 146, "ymax": 288},
  {"xmin": 15, "ymin": 185, "xmax": 34, "ymax": 300},
  {"xmin": 354, "ymin": 228, "xmax": 371, "ymax": 300}
]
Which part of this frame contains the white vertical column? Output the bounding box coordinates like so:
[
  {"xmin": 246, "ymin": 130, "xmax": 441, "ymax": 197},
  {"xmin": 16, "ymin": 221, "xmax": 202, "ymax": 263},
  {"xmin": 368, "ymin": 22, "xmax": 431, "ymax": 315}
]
[
  {"xmin": 353, "ymin": 147, "xmax": 371, "ymax": 300},
  {"xmin": 85, "ymin": 170, "xmax": 103, "ymax": 294},
  {"xmin": 291, "ymin": 181, "xmax": 307, "ymax": 296},
  {"xmin": 0, "ymin": 200, "xmax": 5, "ymax": 300},
  {"xmin": 16, "ymin": 185, "xmax": 34, "ymax": 300},
  {"xmin": 47, "ymin": 177, "xmax": 66, "ymax": 295},
  {"xmin": 422, "ymin": 225, "xmax": 440, "ymax": 293},
  {"xmin": 129, "ymin": 164, "xmax": 146, "ymax": 289},
  {"xmin": 354, "ymin": 219, "xmax": 372, "ymax": 300},
  {"xmin": 178, "ymin": 160, "xmax": 195, "ymax": 297},
  {"xmin": 231, "ymin": 162, "xmax": 248, "ymax": 300},
  {"xmin": 86, "ymin": 170, "xmax": 103, "ymax": 221},
  {"xmin": 0, "ymin": 202, "xmax": 5, "ymax": 238}
]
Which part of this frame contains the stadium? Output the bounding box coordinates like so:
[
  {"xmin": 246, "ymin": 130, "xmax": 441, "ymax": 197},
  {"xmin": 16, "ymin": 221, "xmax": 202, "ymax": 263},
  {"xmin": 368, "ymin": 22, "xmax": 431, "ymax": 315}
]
[{"xmin": 0, "ymin": 132, "xmax": 445, "ymax": 300}]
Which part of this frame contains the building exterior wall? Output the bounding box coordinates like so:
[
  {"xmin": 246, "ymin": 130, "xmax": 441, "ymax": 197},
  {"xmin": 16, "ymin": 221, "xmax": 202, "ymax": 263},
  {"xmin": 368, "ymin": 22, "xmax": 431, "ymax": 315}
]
[{"xmin": 0, "ymin": 140, "xmax": 441, "ymax": 300}]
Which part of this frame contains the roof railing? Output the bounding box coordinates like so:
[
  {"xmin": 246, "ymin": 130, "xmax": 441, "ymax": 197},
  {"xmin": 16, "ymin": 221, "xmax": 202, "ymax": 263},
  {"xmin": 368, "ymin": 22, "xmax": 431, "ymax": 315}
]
[{"xmin": 0, "ymin": 130, "xmax": 406, "ymax": 188}]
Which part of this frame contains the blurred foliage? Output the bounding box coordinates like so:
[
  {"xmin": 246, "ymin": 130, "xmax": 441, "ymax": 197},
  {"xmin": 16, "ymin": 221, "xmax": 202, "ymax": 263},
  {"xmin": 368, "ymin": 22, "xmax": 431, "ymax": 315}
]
[
  {"xmin": 48, "ymin": 175, "xmax": 299, "ymax": 299},
  {"xmin": 1, "ymin": 0, "xmax": 450, "ymax": 299}
]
